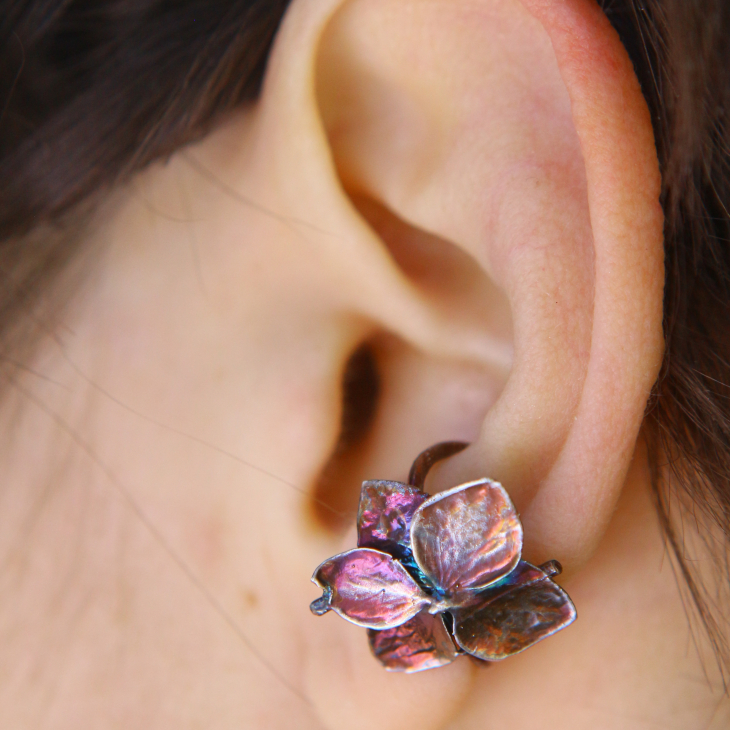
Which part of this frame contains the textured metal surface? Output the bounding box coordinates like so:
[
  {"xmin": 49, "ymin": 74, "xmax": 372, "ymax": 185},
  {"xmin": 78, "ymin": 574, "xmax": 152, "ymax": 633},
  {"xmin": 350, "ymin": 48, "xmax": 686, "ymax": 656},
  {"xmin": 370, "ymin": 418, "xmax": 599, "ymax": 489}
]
[
  {"xmin": 451, "ymin": 561, "xmax": 577, "ymax": 661},
  {"xmin": 368, "ymin": 611, "xmax": 459, "ymax": 673},
  {"xmin": 357, "ymin": 480, "xmax": 427, "ymax": 559},
  {"xmin": 411, "ymin": 479, "xmax": 523, "ymax": 600},
  {"xmin": 311, "ymin": 548, "xmax": 430, "ymax": 629}
]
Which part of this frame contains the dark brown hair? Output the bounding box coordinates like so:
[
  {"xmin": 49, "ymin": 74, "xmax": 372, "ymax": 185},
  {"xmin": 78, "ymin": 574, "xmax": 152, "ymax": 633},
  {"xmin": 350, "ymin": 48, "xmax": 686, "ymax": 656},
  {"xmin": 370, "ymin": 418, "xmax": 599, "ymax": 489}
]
[
  {"xmin": 2, "ymin": 0, "xmax": 730, "ymax": 678},
  {"xmin": 610, "ymin": 0, "xmax": 730, "ymax": 678}
]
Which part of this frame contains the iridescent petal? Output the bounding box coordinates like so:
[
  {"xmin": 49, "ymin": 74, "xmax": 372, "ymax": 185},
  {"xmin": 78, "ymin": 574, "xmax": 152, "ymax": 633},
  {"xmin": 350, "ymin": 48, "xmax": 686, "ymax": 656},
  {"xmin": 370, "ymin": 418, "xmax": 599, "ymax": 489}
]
[
  {"xmin": 368, "ymin": 611, "xmax": 459, "ymax": 673},
  {"xmin": 451, "ymin": 561, "xmax": 577, "ymax": 661},
  {"xmin": 357, "ymin": 480, "xmax": 427, "ymax": 559},
  {"xmin": 311, "ymin": 548, "xmax": 431, "ymax": 629},
  {"xmin": 410, "ymin": 479, "xmax": 522, "ymax": 599}
]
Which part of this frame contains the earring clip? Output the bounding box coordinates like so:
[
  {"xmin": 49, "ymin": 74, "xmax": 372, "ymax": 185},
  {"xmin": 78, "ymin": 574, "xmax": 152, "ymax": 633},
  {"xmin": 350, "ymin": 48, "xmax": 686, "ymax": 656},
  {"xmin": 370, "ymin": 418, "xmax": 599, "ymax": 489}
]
[{"xmin": 310, "ymin": 442, "xmax": 577, "ymax": 673}]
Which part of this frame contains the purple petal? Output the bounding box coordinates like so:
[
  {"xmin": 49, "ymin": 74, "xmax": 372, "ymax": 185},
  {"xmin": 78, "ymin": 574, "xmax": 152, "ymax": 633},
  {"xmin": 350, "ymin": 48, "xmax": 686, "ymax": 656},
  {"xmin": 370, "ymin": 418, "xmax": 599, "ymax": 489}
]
[
  {"xmin": 312, "ymin": 548, "xmax": 430, "ymax": 629},
  {"xmin": 451, "ymin": 561, "xmax": 577, "ymax": 661},
  {"xmin": 357, "ymin": 480, "xmax": 427, "ymax": 557},
  {"xmin": 411, "ymin": 479, "xmax": 522, "ymax": 599},
  {"xmin": 368, "ymin": 611, "xmax": 459, "ymax": 673}
]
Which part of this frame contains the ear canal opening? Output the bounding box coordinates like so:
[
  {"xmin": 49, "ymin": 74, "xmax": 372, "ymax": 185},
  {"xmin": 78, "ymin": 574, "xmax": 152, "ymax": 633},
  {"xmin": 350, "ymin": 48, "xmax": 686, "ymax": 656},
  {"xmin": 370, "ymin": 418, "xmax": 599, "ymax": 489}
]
[{"xmin": 311, "ymin": 341, "xmax": 382, "ymax": 530}]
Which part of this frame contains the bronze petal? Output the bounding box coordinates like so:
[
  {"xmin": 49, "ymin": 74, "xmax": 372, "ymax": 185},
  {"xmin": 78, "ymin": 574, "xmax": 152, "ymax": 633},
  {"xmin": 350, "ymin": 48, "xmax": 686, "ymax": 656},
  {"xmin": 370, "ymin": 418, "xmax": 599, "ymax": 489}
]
[{"xmin": 451, "ymin": 561, "xmax": 577, "ymax": 661}]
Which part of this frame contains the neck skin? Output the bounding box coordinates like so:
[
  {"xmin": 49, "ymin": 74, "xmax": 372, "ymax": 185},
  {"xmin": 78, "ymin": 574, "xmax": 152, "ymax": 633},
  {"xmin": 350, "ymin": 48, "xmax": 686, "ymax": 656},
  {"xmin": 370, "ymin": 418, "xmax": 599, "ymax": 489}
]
[{"xmin": 0, "ymin": 110, "xmax": 726, "ymax": 730}]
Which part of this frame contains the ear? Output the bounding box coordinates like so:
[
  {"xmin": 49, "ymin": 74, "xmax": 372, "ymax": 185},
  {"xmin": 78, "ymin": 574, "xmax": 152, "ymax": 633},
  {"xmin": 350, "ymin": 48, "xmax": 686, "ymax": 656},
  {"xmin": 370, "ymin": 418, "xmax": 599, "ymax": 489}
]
[
  {"xmin": 239, "ymin": 0, "xmax": 662, "ymax": 726},
  {"xmin": 308, "ymin": 0, "xmax": 664, "ymax": 570}
]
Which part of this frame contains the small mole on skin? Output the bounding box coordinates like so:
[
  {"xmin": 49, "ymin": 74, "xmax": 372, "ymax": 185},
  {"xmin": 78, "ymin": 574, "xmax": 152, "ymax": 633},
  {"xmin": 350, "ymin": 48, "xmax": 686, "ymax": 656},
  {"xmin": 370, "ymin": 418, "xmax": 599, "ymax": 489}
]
[{"xmin": 241, "ymin": 589, "xmax": 259, "ymax": 611}]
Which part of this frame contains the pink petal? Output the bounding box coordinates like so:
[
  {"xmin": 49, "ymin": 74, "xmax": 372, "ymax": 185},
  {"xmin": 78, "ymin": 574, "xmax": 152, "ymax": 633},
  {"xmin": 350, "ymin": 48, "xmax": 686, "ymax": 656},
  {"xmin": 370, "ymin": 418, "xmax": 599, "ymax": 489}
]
[
  {"xmin": 368, "ymin": 611, "xmax": 459, "ymax": 673},
  {"xmin": 312, "ymin": 548, "xmax": 430, "ymax": 629},
  {"xmin": 411, "ymin": 479, "xmax": 522, "ymax": 599},
  {"xmin": 357, "ymin": 480, "xmax": 427, "ymax": 557}
]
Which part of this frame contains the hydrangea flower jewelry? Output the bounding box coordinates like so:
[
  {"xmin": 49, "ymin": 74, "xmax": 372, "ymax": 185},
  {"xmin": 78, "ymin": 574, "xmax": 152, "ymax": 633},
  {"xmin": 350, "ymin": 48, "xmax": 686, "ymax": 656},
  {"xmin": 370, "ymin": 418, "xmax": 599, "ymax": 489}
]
[{"xmin": 310, "ymin": 442, "xmax": 577, "ymax": 673}]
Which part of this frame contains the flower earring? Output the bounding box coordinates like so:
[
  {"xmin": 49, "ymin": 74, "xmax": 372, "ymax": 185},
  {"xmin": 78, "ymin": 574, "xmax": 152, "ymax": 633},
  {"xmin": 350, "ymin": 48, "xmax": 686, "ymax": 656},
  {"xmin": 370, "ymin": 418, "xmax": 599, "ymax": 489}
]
[{"xmin": 310, "ymin": 442, "xmax": 577, "ymax": 673}]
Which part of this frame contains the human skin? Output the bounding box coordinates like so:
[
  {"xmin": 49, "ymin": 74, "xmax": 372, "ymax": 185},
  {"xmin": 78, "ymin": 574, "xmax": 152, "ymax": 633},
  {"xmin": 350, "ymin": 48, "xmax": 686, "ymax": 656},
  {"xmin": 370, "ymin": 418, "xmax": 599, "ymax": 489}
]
[{"xmin": 0, "ymin": 0, "xmax": 727, "ymax": 728}]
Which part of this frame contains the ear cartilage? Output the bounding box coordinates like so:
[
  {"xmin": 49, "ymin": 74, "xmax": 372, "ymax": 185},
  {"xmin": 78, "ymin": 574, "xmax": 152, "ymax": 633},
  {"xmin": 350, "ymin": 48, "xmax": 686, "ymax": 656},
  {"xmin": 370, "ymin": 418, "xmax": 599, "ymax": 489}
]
[{"xmin": 309, "ymin": 442, "xmax": 577, "ymax": 672}]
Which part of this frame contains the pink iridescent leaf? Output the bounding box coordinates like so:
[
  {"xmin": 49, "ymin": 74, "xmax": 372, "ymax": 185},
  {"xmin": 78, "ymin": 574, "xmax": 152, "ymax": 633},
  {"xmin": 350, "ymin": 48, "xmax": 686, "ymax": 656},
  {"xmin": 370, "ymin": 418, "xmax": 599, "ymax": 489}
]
[
  {"xmin": 311, "ymin": 548, "xmax": 430, "ymax": 629},
  {"xmin": 357, "ymin": 480, "xmax": 427, "ymax": 557},
  {"xmin": 367, "ymin": 611, "xmax": 459, "ymax": 673},
  {"xmin": 451, "ymin": 561, "xmax": 577, "ymax": 661},
  {"xmin": 411, "ymin": 479, "xmax": 522, "ymax": 599}
]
